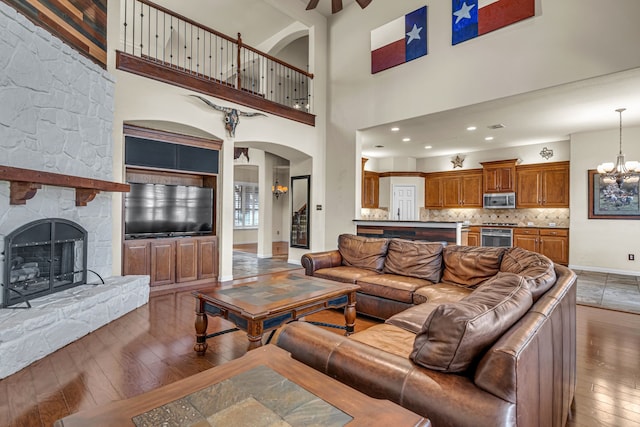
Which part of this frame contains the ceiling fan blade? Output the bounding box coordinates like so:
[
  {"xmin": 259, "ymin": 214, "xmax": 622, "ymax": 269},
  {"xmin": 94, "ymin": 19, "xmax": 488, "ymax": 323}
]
[
  {"xmin": 306, "ymin": 0, "xmax": 320, "ymax": 10},
  {"xmin": 332, "ymin": 0, "xmax": 343, "ymax": 14},
  {"xmin": 355, "ymin": 0, "xmax": 372, "ymax": 9}
]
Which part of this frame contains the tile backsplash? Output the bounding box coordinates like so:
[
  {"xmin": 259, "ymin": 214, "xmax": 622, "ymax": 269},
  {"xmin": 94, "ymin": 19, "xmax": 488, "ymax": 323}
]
[{"xmin": 359, "ymin": 208, "xmax": 569, "ymax": 227}]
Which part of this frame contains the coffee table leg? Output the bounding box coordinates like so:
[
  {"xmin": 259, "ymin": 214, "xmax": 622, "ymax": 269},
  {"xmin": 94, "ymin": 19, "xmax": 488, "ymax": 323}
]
[
  {"xmin": 194, "ymin": 297, "xmax": 208, "ymax": 354},
  {"xmin": 344, "ymin": 291, "xmax": 357, "ymax": 335},
  {"xmin": 247, "ymin": 320, "xmax": 264, "ymax": 351}
]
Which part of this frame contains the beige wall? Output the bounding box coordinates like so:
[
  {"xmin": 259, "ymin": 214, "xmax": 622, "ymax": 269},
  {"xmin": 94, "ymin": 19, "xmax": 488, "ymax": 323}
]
[{"xmin": 570, "ymin": 126, "xmax": 640, "ymax": 275}]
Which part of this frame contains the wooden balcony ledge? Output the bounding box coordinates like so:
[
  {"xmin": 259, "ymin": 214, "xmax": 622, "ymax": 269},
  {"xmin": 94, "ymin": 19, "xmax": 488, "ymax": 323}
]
[{"xmin": 0, "ymin": 165, "xmax": 130, "ymax": 206}]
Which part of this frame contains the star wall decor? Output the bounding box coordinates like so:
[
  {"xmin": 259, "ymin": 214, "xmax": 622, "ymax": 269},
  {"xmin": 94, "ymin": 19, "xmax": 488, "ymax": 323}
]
[{"xmin": 451, "ymin": 155, "xmax": 465, "ymax": 168}]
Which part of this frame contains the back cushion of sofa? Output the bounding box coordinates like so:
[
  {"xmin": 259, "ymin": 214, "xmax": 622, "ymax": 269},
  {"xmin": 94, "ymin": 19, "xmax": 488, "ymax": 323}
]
[
  {"xmin": 338, "ymin": 234, "xmax": 390, "ymax": 272},
  {"xmin": 500, "ymin": 247, "xmax": 556, "ymax": 301},
  {"xmin": 441, "ymin": 246, "xmax": 507, "ymax": 287},
  {"xmin": 410, "ymin": 272, "xmax": 533, "ymax": 373},
  {"xmin": 383, "ymin": 239, "xmax": 443, "ymax": 283}
]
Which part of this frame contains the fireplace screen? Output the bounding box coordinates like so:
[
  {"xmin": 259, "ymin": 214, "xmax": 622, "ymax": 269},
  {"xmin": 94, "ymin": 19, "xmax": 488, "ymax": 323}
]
[{"xmin": 3, "ymin": 219, "xmax": 87, "ymax": 308}]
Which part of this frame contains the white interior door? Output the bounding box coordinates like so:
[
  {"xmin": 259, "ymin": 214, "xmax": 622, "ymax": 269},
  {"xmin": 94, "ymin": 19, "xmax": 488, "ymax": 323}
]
[{"xmin": 392, "ymin": 185, "xmax": 416, "ymax": 220}]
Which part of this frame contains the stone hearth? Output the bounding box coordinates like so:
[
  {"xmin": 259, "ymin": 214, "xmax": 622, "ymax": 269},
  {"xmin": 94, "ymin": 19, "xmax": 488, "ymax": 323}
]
[{"xmin": 0, "ymin": 275, "xmax": 149, "ymax": 379}]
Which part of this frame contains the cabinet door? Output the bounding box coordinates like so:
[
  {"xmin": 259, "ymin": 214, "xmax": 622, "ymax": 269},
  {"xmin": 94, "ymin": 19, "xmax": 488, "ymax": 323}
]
[
  {"xmin": 442, "ymin": 177, "xmax": 462, "ymax": 207},
  {"xmin": 516, "ymin": 169, "xmax": 542, "ymax": 208},
  {"xmin": 122, "ymin": 240, "xmax": 149, "ymax": 276},
  {"xmin": 467, "ymin": 231, "xmax": 480, "ymax": 246},
  {"xmin": 540, "ymin": 229, "xmax": 569, "ymax": 265},
  {"xmin": 483, "ymin": 168, "xmax": 501, "ymax": 193},
  {"xmin": 150, "ymin": 240, "xmax": 175, "ymax": 286},
  {"xmin": 513, "ymin": 234, "xmax": 538, "ymax": 252},
  {"xmin": 362, "ymin": 172, "xmax": 379, "ymax": 208},
  {"xmin": 461, "ymin": 174, "xmax": 483, "ymax": 207},
  {"xmin": 425, "ymin": 177, "xmax": 443, "ymax": 208},
  {"xmin": 198, "ymin": 237, "xmax": 218, "ymax": 280},
  {"xmin": 176, "ymin": 238, "xmax": 198, "ymax": 283},
  {"xmin": 542, "ymin": 167, "xmax": 569, "ymax": 207},
  {"xmin": 482, "ymin": 160, "xmax": 517, "ymax": 192}
]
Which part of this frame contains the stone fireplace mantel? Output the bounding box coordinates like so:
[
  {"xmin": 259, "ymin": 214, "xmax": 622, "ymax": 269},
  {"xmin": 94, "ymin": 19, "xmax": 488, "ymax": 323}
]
[{"xmin": 0, "ymin": 165, "xmax": 130, "ymax": 206}]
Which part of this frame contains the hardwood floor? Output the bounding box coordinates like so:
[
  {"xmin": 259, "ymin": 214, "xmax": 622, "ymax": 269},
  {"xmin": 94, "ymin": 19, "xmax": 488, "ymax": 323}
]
[{"xmin": 1, "ymin": 281, "xmax": 639, "ymax": 426}]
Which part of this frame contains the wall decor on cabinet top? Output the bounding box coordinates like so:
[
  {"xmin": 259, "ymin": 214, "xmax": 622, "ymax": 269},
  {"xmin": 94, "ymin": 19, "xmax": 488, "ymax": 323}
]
[
  {"xmin": 452, "ymin": 0, "xmax": 535, "ymax": 45},
  {"xmin": 4, "ymin": 0, "xmax": 107, "ymax": 66},
  {"xmin": 371, "ymin": 6, "xmax": 427, "ymax": 74}
]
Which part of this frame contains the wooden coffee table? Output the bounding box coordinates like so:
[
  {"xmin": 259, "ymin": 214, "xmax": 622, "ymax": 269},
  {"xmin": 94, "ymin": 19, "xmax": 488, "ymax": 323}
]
[
  {"xmin": 193, "ymin": 272, "xmax": 359, "ymax": 352},
  {"xmin": 53, "ymin": 345, "xmax": 430, "ymax": 426}
]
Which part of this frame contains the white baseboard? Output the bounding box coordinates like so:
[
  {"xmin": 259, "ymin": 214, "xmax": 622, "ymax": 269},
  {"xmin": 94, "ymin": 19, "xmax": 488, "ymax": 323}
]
[{"xmin": 568, "ymin": 264, "xmax": 640, "ymax": 277}]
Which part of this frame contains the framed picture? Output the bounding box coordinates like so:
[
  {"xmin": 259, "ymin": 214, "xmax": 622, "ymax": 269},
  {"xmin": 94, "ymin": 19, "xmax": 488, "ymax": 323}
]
[{"xmin": 588, "ymin": 169, "xmax": 640, "ymax": 219}]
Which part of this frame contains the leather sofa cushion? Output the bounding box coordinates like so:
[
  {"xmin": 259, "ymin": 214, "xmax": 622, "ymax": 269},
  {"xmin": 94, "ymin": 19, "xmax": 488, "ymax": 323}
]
[
  {"xmin": 386, "ymin": 302, "xmax": 442, "ymax": 333},
  {"xmin": 383, "ymin": 239, "xmax": 443, "ymax": 283},
  {"xmin": 350, "ymin": 323, "xmax": 416, "ymax": 358},
  {"xmin": 411, "ymin": 272, "xmax": 533, "ymax": 373},
  {"xmin": 413, "ymin": 283, "xmax": 472, "ymax": 305},
  {"xmin": 441, "ymin": 245, "xmax": 507, "ymax": 287},
  {"xmin": 338, "ymin": 234, "xmax": 389, "ymax": 272},
  {"xmin": 500, "ymin": 246, "xmax": 556, "ymax": 301},
  {"xmin": 356, "ymin": 274, "xmax": 432, "ymax": 304},
  {"xmin": 315, "ymin": 266, "xmax": 379, "ymax": 284}
]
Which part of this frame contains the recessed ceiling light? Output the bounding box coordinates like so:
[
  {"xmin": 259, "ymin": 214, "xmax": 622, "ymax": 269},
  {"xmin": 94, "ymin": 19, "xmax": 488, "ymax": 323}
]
[
  {"xmin": 374, "ymin": 145, "xmax": 384, "ymax": 148},
  {"xmin": 466, "ymin": 126, "xmax": 477, "ymax": 131},
  {"xmin": 485, "ymin": 136, "xmax": 494, "ymax": 141},
  {"xmin": 488, "ymin": 124, "xmax": 505, "ymax": 129},
  {"xmin": 424, "ymin": 145, "xmax": 432, "ymax": 149},
  {"xmin": 402, "ymin": 137, "xmax": 411, "ymax": 142},
  {"xmin": 391, "ymin": 127, "xmax": 400, "ymax": 132}
]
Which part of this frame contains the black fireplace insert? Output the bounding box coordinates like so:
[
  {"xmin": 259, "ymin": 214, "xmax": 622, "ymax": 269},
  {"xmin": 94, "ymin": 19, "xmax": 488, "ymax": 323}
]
[{"xmin": 2, "ymin": 218, "xmax": 88, "ymax": 308}]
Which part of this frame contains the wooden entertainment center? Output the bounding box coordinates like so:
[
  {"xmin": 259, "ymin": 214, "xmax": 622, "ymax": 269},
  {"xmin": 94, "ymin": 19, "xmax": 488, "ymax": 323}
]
[{"xmin": 121, "ymin": 124, "xmax": 221, "ymax": 287}]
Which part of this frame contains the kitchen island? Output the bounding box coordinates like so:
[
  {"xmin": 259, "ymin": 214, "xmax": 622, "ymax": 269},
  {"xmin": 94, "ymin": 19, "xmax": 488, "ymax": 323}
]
[{"xmin": 353, "ymin": 220, "xmax": 466, "ymax": 245}]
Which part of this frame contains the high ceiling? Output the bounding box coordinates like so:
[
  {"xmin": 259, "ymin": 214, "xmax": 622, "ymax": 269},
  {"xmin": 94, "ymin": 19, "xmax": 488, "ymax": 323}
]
[{"xmin": 360, "ymin": 67, "xmax": 640, "ymax": 159}]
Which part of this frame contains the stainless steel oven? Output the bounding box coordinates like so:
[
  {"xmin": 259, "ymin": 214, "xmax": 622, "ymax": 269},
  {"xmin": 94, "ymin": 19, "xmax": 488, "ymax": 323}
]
[{"xmin": 481, "ymin": 228, "xmax": 513, "ymax": 247}]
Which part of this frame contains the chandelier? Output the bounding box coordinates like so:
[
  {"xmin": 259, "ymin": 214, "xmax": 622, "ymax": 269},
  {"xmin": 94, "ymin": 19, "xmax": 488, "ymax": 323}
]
[
  {"xmin": 597, "ymin": 108, "xmax": 639, "ymax": 186},
  {"xmin": 272, "ymin": 169, "xmax": 288, "ymax": 199}
]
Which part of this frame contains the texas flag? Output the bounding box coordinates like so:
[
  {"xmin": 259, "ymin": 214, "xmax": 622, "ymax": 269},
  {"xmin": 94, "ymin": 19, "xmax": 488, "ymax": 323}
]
[
  {"xmin": 371, "ymin": 6, "xmax": 427, "ymax": 74},
  {"xmin": 452, "ymin": 0, "xmax": 534, "ymax": 45}
]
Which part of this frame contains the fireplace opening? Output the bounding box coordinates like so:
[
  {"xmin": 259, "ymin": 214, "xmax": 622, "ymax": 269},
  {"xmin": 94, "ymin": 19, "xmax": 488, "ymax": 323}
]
[{"xmin": 2, "ymin": 218, "xmax": 88, "ymax": 308}]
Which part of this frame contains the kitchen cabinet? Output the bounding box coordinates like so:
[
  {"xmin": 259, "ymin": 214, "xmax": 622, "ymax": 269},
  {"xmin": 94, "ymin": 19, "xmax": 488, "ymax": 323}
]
[
  {"xmin": 513, "ymin": 227, "xmax": 569, "ymax": 265},
  {"xmin": 481, "ymin": 159, "xmax": 517, "ymax": 193},
  {"xmin": 467, "ymin": 226, "xmax": 481, "ymax": 246},
  {"xmin": 442, "ymin": 171, "xmax": 483, "ymax": 208},
  {"xmin": 123, "ymin": 235, "xmax": 218, "ymax": 286},
  {"xmin": 424, "ymin": 170, "xmax": 482, "ymax": 209},
  {"xmin": 362, "ymin": 171, "xmax": 380, "ymax": 208},
  {"xmin": 516, "ymin": 162, "xmax": 569, "ymax": 208},
  {"xmin": 424, "ymin": 176, "xmax": 443, "ymax": 208}
]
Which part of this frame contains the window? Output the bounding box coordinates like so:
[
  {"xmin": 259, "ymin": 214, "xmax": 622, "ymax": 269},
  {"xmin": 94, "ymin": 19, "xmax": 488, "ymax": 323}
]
[{"xmin": 234, "ymin": 183, "xmax": 259, "ymax": 228}]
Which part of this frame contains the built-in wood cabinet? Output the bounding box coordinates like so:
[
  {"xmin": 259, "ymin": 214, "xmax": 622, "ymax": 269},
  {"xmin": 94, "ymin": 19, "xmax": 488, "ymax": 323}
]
[
  {"xmin": 516, "ymin": 161, "xmax": 570, "ymax": 208},
  {"xmin": 123, "ymin": 235, "xmax": 218, "ymax": 286},
  {"xmin": 481, "ymin": 159, "xmax": 517, "ymax": 193},
  {"xmin": 513, "ymin": 227, "xmax": 569, "ymax": 265},
  {"xmin": 362, "ymin": 171, "xmax": 380, "ymax": 208},
  {"xmin": 425, "ymin": 169, "xmax": 482, "ymax": 209}
]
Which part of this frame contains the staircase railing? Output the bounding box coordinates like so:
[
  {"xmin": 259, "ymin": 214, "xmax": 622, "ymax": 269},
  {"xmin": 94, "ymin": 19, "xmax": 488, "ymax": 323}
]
[{"xmin": 120, "ymin": 0, "xmax": 314, "ymax": 113}]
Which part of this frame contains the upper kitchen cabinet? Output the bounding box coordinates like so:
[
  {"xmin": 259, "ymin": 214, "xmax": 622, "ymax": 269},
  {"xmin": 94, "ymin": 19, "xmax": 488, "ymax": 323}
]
[
  {"xmin": 363, "ymin": 171, "xmax": 380, "ymax": 208},
  {"xmin": 516, "ymin": 161, "xmax": 569, "ymax": 208},
  {"xmin": 425, "ymin": 170, "xmax": 482, "ymax": 209},
  {"xmin": 481, "ymin": 159, "xmax": 518, "ymax": 193}
]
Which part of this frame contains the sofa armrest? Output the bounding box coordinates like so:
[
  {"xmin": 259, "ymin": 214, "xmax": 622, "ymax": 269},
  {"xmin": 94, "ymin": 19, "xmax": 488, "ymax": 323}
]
[
  {"xmin": 301, "ymin": 250, "xmax": 343, "ymax": 276},
  {"xmin": 276, "ymin": 321, "xmax": 514, "ymax": 427}
]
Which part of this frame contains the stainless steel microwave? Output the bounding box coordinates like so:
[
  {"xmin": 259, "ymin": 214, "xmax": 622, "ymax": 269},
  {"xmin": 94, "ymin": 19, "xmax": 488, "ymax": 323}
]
[{"xmin": 483, "ymin": 192, "xmax": 516, "ymax": 209}]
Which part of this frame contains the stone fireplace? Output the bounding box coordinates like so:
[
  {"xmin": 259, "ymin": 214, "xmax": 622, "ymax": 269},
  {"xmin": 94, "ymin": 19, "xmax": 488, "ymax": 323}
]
[{"xmin": 0, "ymin": 2, "xmax": 149, "ymax": 379}]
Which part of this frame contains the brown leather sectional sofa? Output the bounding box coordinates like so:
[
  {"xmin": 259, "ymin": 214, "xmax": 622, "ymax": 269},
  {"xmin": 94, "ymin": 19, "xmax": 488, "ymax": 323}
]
[{"xmin": 276, "ymin": 234, "xmax": 577, "ymax": 427}]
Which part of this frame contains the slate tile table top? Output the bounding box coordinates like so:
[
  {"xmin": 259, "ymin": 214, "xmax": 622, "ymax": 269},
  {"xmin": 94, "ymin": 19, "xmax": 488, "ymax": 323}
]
[
  {"xmin": 54, "ymin": 345, "xmax": 430, "ymax": 427},
  {"xmin": 193, "ymin": 272, "xmax": 359, "ymax": 352}
]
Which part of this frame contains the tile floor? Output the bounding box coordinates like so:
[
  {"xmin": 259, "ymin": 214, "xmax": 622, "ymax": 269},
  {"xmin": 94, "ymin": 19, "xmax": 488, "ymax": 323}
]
[{"xmin": 575, "ymin": 270, "xmax": 640, "ymax": 314}]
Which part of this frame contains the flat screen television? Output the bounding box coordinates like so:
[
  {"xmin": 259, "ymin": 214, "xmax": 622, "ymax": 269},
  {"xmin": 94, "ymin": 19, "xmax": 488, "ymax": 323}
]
[{"xmin": 124, "ymin": 183, "xmax": 214, "ymax": 238}]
